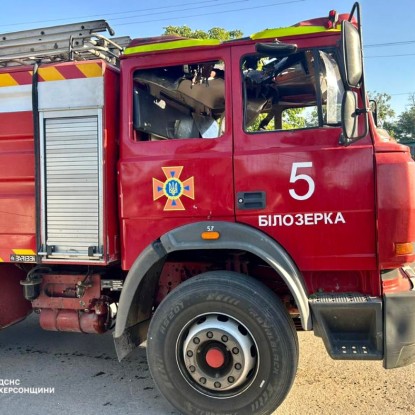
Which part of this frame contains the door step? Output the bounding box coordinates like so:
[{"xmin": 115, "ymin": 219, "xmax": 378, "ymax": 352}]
[{"xmin": 309, "ymin": 292, "xmax": 383, "ymax": 360}]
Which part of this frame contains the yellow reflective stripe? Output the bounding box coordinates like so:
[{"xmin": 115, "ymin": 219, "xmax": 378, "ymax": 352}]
[
  {"xmin": 38, "ymin": 67, "xmax": 66, "ymax": 81},
  {"xmin": 0, "ymin": 257, "xmax": 3, "ymax": 262},
  {"xmin": 77, "ymin": 62, "xmax": 103, "ymax": 78},
  {"xmin": 12, "ymin": 249, "xmax": 36, "ymax": 255},
  {"xmin": 251, "ymin": 26, "xmax": 340, "ymax": 40},
  {"xmin": 124, "ymin": 38, "xmax": 221, "ymax": 55},
  {"xmin": 0, "ymin": 73, "xmax": 19, "ymax": 87}
]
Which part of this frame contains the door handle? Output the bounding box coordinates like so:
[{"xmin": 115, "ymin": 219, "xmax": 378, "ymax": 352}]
[{"xmin": 237, "ymin": 191, "xmax": 266, "ymax": 210}]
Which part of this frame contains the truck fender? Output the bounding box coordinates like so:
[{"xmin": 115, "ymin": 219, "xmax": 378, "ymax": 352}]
[
  {"xmin": 114, "ymin": 221, "xmax": 311, "ymax": 360},
  {"xmin": 113, "ymin": 241, "xmax": 167, "ymax": 360}
]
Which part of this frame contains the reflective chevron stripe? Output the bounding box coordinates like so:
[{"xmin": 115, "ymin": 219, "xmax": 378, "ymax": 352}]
[{"xmin": 0, "ymin": 62, "xmax": 103, "ymax": 87}]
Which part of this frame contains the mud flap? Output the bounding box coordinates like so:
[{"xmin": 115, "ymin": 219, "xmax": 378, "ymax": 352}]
[
  {"xmin": 384, "ymin": 290, "xmax": 415, "ymax": 369},
  {"xmin": 0, "ymin": 264, "xmax": 32, "ymax": 329}
]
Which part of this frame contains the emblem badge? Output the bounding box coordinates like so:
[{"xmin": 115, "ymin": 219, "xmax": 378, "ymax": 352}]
[{"xmin": 153, "ymin": 166, "xmax": 195, "ymax": 211}]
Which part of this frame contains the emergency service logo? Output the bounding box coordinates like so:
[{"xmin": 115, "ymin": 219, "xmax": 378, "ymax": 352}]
[{"xmin": 152, "ymin": 166, "xmax": 195, "ymax": 211}]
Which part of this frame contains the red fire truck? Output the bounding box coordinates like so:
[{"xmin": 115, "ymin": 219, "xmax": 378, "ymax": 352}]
[{"xmin": 0, "ymin": 3, "xmax": 414, "ymax": 414}]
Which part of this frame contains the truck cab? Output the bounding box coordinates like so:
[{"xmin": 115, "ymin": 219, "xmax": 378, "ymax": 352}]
[{"xmin": 115, "ymin": 5, "xmax": 415, "ymax": 411}]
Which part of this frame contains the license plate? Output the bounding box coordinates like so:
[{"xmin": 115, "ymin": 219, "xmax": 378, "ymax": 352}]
[{"xmin": 10, "ymin": 254, "xmax": 36, "ymax": 263}]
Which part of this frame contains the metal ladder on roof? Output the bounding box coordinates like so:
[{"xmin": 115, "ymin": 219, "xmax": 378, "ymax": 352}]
[{"xmin": 0, "ymin": 20, "xmax": 131, "ymax": 67}]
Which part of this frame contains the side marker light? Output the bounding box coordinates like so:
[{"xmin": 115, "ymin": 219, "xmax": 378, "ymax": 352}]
[
  {"xmin": 395, "ymin": 242, "xmax": 414, "ymax": 256},
  {"xmin": 201, "ymin": 231, "xmax": 220, "ymax": 240}
]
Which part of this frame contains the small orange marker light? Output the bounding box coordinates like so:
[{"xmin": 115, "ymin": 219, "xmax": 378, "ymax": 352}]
[
  {"xmin": 395, "ymin": 243, "xmax": 414, "ymax": 256},
  {"xmin": 201, "ymin": 231, "xmax": 220, "ymax": 240}
]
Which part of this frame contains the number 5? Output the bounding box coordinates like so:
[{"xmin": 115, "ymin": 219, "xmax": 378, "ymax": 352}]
[{"xmin": 289, "ymin": 162, "xmax": 315, "ymax": 201}]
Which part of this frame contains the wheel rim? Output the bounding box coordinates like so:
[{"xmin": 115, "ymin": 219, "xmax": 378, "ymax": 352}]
[{"xmin": 178, "ymin": 313, "xmax": 258, "ymax": 397}]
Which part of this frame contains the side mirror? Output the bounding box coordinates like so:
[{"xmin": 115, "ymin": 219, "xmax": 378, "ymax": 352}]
[
  {"xmin": 340, "ymin": 91, "xmax": 359, "ymax": 144},
  {"xmin": 339, "ymin": 3, "xmax": 368, "ymax": 145},
  {"xmin": 340, "ymin": 20, "xmax": 363, "ymax": 88}
]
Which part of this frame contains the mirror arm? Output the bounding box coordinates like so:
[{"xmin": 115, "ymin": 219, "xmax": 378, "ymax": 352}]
[
  {"xmin": 339, "ymin": 134, "xmax": 351, "ymax": 147},
  {"xmin": 355, "ymin": 107, "xmax": 370, "ymax": 115},
  {"xmin": 348, "ymin": 3, "xmax": 367, "ymax": 111},
  {"xmin": 348, "ymin": 2, "xmax": 360, "ymax": 24},
  {"xmin": 369, "ymin": 99, "xmax": 378, "ymax": 126},
  {"xmin": 339, "ymin": 105, "xmax": 369, "ymax": 147}
]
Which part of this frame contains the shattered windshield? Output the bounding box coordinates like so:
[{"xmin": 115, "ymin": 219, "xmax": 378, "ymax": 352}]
[{"xmin": 132, "ymin": 60, "xmax": 226, "ymax": 141}]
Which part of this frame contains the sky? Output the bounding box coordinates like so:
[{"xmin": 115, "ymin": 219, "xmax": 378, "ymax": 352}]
[{"xmin": 0, "ymin": 0, "xmax": 414, "ymax": 117}]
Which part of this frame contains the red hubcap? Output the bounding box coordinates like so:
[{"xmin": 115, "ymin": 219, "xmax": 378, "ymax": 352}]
[{"xmin": 205, "ymin": 347, "xmax": 225, "ymax": 368}]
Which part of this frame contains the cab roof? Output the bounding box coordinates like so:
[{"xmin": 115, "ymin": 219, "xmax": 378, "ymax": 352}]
[{"xmin": 123, "ymin": 12, "xmax": 352, "ymax": 57}]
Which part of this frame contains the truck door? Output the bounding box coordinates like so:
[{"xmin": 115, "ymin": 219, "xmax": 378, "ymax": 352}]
[
  {"xmin": 119, "ymin": 47, "xmax": 234, "ymax": 269},
  {"xmin": 232, "ymin": 44, "xmax": 376, "ymax": 273}
]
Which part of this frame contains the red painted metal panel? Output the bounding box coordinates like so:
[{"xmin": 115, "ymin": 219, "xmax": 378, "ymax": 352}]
[
  {"xmin": 103, "ymin": 66, "xmax": 121, "ymax": 263},
  {"xmin": 0, "ymin": 111, "xmax": 35, "ymax": 260},
  {"xmin": 375, "ymin": 148, "xmax": 415, "ymax": 268},
  {"xmin": 233, "ymin": 132, "xmax": 377, "ymax": 271}
]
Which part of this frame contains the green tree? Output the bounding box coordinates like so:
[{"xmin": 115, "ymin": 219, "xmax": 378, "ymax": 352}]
[
  {"xmin": 208, "ymin": 27, "xmax": 243, "ymax": 41},
  {"xmin": 282, "ymin": 108, "xmax": 307, "ymax": 129},
  {"xmin": 163, "ymin": 25, "xmax": 243, "ymax": 40},
  {"xmin": 247, "ymin": 108, "xmax": 312, "ymax": 132},
  {"xmin": 368, "ymin": 91, "xmax": 395, "ymax": 127},
  {"xmin": 387, "ymin": 94, "xmax": 415, "ymax": 143}
]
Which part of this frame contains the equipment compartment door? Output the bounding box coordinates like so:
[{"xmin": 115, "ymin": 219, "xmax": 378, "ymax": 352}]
[{"xmin": 40, "ymin": 110, "xmax": 103, "ymax": 260}]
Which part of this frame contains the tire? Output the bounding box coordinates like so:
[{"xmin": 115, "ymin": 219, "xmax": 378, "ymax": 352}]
[{"xmin": 147, "ymin": 271, "xmax": 299, "ymax": 415}]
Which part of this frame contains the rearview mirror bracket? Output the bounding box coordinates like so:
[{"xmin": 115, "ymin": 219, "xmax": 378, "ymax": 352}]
[{"xmin": 339, "ymin": 2, "xmax": 368, "ymax": 145}]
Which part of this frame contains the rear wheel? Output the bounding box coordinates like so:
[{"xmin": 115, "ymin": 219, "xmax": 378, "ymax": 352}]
[{"xmin": 147, "ymin": 271, "xmax": 299, "ymax": 415}]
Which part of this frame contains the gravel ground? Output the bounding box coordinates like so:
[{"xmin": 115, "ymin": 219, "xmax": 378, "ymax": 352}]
[
  {"xmin": 0, "ymin": 314, "xmax": 413, "ymax": 415},
  {"xmin": 277, "ymin": 332, "xmax": 415, "ymax": 415}
]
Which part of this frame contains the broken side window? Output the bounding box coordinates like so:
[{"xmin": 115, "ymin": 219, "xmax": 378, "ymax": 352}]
[
  {"xmin": 133, "ymin": 60, "xmax": 225, "ymax": 141},
  {"xmin": 242, "ymin": 49, "xmax": 343, "ymax": 133}
]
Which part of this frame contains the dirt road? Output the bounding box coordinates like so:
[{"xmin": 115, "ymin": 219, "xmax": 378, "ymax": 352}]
[
  {"xmin": 277, "ymin": 332, "xmax": 415, "ymax": 414},
  {"xmin": 0, "ymin": 314, "xmax": 413, "ymax": 415}
]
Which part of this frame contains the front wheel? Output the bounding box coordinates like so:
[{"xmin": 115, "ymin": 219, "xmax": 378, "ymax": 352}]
[{"xmin": 147, "ymin": 271, "xmax": 299, "ymax": 415}]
